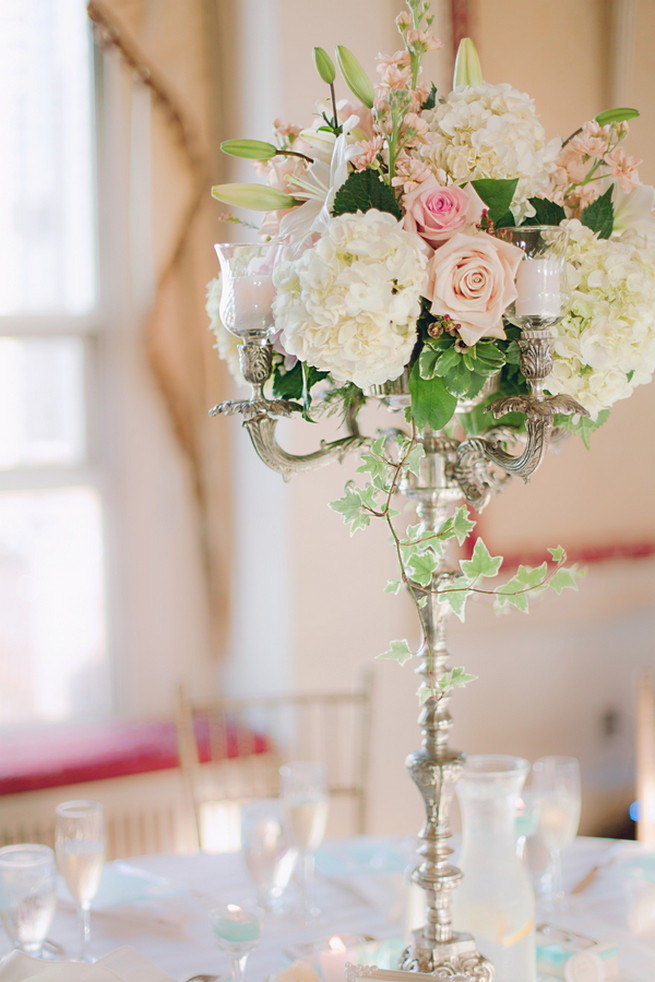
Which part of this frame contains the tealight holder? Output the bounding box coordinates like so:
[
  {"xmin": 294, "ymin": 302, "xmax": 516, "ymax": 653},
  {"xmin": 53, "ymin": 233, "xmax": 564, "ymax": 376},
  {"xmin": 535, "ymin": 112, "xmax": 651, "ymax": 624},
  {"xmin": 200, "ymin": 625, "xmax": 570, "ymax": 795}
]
[{"xmin": 210, "ymin": 903, "xmax": 264, "ymax": 982}]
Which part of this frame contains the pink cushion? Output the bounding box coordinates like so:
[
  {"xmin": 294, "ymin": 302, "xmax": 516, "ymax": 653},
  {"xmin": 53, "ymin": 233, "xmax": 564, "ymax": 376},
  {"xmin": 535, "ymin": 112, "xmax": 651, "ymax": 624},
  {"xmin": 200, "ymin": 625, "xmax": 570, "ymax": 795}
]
[{"xmin": 0, "ymin": 719, "xmax": 268, "ymax": 795}]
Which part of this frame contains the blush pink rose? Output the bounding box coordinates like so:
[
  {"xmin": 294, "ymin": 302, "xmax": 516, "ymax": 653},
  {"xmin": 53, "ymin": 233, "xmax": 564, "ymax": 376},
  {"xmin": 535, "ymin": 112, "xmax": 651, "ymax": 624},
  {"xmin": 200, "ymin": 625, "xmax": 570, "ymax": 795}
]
[
  {"xmin": 403, "ymin": 180, "xmax": 485, "ymax": 247},
  {"xmin": 426, "ymin": 232, "xmax": 524, "ymax": 346}
]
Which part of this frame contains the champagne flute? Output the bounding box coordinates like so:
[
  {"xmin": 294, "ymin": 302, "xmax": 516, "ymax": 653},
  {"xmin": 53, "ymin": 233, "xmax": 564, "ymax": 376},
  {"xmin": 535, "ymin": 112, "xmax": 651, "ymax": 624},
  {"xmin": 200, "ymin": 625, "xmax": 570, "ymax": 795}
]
[
  {"xmin": 532, "ymin": 756, "xmax": 581, "ymax": 905},
  {"xmin": 240, "ymin": 799, "xmax": 297, "ymax": 912},
  {"xmin": 55, "ymin": 799, "xmax": 106, "ymax": 961},
  {"xmin": 279, "ymin": 761, "xmax": 328, "ymax": 920},
  {"xmin": 209, "ymin": 903, "xmax": 263, "ymax": 982},
  {"xmin": 0, "ymin": 844, "xmax": 57, "ymax": 956}
]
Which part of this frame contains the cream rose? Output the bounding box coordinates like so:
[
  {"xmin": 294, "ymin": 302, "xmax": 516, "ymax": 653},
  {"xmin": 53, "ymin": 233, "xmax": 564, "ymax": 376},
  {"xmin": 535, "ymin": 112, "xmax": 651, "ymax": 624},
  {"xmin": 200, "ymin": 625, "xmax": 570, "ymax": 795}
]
[
  {"xmin": 426, "ymin": 232, "xmax": 523, "ymax": 346},
  {"xmin": 402, "ymin": 180, "xmax": 485, "ymax": 247}
]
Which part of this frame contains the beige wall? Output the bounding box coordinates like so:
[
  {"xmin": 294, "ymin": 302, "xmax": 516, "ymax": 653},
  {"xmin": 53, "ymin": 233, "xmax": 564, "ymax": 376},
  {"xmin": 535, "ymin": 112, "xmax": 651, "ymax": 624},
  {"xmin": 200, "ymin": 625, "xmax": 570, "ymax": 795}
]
[{"xmin": 221, "ymin": 0, "xmax": 655, "ymax": 838}]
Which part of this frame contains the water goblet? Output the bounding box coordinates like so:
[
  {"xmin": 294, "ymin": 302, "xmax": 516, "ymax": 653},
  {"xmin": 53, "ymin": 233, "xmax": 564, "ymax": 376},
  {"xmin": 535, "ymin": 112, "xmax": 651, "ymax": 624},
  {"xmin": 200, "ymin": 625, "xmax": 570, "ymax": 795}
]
[
  {"xmin": 532, "ymin": 756, "xmax": 581, "ymax": 906},
  {"xmin": 209, "ymin": 903, "xmax": 263, "ymax": 982},
  {"xmin": 55, "ymin": 799, "xmax": 106, "ymax": 962},
  {"xmin": 279, "ymin": 760, "xmax": 328, "ymax": 920},
  {"xmin": 240, "ymin": 799, "xmax": 297, "ymax": 912},
  {"xmin": 0, "ymin": 843, "xmax": 57, "ymax": 956}
]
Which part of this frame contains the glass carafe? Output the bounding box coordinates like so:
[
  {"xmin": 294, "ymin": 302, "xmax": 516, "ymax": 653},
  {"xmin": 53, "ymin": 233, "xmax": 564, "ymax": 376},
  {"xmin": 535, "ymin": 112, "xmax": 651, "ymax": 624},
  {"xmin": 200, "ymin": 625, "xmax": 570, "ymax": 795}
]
[{"xmin": 452, "ymin": 755, "xmax": 536, "ymax": 982}]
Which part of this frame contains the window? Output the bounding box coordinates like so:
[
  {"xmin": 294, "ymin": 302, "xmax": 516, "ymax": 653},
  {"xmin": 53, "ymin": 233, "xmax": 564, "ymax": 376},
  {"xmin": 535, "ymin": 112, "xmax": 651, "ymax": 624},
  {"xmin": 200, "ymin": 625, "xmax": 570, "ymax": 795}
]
[{"xmin": 0, "ymin": 0, "xmax": 111, "ymax": 726}]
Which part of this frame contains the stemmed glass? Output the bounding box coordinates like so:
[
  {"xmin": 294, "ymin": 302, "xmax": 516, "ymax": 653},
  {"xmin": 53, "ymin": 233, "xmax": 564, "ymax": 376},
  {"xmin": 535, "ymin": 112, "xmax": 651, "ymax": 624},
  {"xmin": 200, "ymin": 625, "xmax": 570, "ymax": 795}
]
[
  {"xmin": 0, "ymin": 844, "xmax": 57, "ymax": 956},
  {"xmin": 55, "ymin": 799, "xmax": 106, "ymax": 962},
  {"xmin": 279, "ymin": 761, "xmax": 328, "ymax": 920},
  {"xmin": 209, "ymin": 903, "xmax": 263, "ymax": 982},
  {"xmin": 532, "ymin": 756, "xmax": 581, "ymax": 906},
  {"xmin": 240, "ymin": 799, "xmax": 297, "ymax": 912}
]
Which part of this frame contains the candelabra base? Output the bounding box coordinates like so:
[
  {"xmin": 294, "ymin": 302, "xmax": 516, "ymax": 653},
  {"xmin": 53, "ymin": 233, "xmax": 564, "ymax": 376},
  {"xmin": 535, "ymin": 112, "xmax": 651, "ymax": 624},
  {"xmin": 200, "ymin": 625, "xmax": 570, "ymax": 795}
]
[{"xmin": 400, "ymin": 931, "xmax": 494, "ymax": 980}]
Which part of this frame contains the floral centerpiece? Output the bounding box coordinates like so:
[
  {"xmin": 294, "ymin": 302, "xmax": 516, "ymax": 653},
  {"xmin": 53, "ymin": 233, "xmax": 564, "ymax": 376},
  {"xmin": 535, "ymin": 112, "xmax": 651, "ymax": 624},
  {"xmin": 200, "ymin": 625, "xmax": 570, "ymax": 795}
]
[
  {"xmin": 209, "ymin": 5, "xmax": 655, "ymax": 440},
  {"xmin": 208, "ymin": 0, "xmax": 655, "ymax": 676},
  {"xmin": 207, "ymin": 4, "xmax": 655, "ymax": 976}
]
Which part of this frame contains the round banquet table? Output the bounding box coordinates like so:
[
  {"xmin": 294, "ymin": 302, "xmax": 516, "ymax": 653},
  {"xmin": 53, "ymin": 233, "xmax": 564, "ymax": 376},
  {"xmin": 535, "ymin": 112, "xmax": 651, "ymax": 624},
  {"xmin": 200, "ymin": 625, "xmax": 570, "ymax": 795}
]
[{"xmin": 1, "ymin": 836, "xmax": 654, "ymax": 982}]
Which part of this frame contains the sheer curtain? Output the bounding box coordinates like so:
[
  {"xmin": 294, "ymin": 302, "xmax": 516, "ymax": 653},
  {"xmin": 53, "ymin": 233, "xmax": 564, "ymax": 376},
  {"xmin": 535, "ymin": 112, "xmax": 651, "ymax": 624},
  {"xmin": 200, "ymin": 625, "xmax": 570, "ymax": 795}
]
[{"xmin": 86, "ymin": 0, "xmax": 232, "ymax": 675}]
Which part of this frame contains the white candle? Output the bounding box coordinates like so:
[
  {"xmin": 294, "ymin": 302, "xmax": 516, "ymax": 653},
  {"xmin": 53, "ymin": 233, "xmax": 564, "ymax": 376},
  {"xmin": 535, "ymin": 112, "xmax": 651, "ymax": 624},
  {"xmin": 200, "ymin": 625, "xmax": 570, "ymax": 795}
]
[
  {"xmin": 211, "ymin": 904, "xmax": 262, "ymax": 943},
  {"xmin": 318, "ymin": 936, "xmax": 348, "ymax": 982},
  {"xmin": 515, "ymin": 258, "xmax": 561, "ymax": 319}
]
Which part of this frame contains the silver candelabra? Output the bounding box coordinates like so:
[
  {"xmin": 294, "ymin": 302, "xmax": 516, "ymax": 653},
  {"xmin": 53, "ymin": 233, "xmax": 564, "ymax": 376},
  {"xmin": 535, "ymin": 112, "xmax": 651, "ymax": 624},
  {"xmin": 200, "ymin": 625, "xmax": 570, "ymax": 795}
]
[{"xmin": 210, "ymin": 231, "xmax": 587, "ymax": 981}]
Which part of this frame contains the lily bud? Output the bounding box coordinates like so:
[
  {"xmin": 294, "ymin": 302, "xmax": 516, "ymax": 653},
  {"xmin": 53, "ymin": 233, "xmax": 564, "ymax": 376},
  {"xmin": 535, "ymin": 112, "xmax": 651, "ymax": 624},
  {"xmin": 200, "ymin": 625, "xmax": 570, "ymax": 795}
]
[
  {"xmin": 595, "ymin": 107, "xmax": 639, "ymax": 126},
  {"xmin": 211, "ymin": 183, "xmax": 296, "ymax": 211},
  {"xmin": 313, "ymin": 46, "xmax": 336, "ymax": 85},
  {"xmin": 220, "ymin": 139, "xmax": 278, "ymax": 160},
  {"xmin": 453, "ymin": 38, "xmax": 483, "ymax": 89},
  {"xmin": 335, "ymin": 45, "xmax": 375, "ymax": 109}
]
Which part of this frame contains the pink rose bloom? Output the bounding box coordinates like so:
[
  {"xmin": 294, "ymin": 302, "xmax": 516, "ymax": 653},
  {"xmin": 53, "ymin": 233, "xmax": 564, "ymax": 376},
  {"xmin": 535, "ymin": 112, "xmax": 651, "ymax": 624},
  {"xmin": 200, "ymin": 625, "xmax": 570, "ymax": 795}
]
[
  {"xmin": 403, "ymin": 180, "xmax": 485, "ymax": 247},
  {"xmin": 426, "ymin": 232, "xmax": 524, "ymax": 346}
]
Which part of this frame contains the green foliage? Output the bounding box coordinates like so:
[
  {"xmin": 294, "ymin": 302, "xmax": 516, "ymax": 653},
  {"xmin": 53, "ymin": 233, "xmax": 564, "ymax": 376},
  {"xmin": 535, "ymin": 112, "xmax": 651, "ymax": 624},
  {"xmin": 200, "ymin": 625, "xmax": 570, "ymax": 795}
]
[
  {"xmin": 313, "ymin": 46, "xmax": 336, "ymax": 84},
  {"xmin": 595, "ymin": 107, "xmax": 639, "ymax": 126},
  {"xmin": 409, "ymin": 362, "xmax": 458, "ymax": 429},
  {"xmin": 470, "ymin": 178, "xmax": 518, "ymax": 226},
  {"xmin": 553, "ymin": 409, "xmax": 610, "ymax": 449},
  {"xmin": 378, "ymin": 639, "xmax": 413, "ymax": 665},
  {"xmin": 329, "ymin": 429, "xmax": 582, "ymax": 704},
  {"xmin": 581, "ymin": 185, "xmax": 614, "ymax": 239},
  {"xmin": 332, "ymin": 170, "xmax": 403, "ymax": 219},
  {"xmin": 525, "ymin": 197, "xmax": 567, "ymax": 226}
]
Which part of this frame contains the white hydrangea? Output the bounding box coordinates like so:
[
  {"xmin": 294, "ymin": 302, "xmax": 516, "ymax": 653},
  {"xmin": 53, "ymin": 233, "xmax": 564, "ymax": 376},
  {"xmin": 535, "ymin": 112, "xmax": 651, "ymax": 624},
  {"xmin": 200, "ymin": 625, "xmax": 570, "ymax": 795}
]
[
  {"xmin": 206, "ymin": 277, "xmax": 244, "ymax": 383},
  {"xmin": 272, "ymin": 209, "xmax": 428, "ymax": 389},
  {"xmin": 416, "ymin": 82, "xmax": 561, "ymax": 222},
  {"xmin": 546, "ymin": 220, "xmax": 655, "ymax": 417}
]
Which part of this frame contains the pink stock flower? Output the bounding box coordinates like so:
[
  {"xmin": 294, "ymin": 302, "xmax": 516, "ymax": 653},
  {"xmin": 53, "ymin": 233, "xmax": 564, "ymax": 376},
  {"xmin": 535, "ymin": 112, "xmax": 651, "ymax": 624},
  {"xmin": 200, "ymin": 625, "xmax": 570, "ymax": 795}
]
[
  {"xmin": 425, "ymin": 232, "xmax": 524, "ymax": 346},
  {"xmin": 605, "ymin": 147, "xmax": 642, "ymax": 193},
  {"xmin": 351, "ymin": 136, "xmax": 384, "ymax": 171},
  {"xmin": 402, "ymin": 180, "xmax": 485, "ymax": 247},
  {"xmin": 392, "ymin": 154, "xmax": 435, "ymax": 192}
]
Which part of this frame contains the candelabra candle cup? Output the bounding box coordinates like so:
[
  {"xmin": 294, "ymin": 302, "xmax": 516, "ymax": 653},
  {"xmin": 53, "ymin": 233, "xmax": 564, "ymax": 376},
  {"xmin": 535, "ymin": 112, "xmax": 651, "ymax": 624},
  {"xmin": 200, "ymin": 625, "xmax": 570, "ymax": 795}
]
[
  {"xmin": 214, "ymin": 242, "xmax": 280, "ymax": 340},
  {"xmin": 501, "ymin": 225, "xmax": 569, "ymax": 328},
  {"xmin": 210, "ymin": 903, "xmax": 263, "ymax": 982},
  {"xmin": 0, "ymin": 844, "xmax": 57, "ymax": 957}
]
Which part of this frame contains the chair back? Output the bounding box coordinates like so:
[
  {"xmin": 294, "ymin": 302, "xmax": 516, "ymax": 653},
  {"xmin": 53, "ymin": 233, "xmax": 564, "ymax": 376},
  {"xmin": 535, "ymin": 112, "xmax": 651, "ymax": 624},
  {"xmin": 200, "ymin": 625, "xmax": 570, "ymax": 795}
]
[{"xmin": 175, "ymin": 674, "xmax": 373, "ymax": 851}]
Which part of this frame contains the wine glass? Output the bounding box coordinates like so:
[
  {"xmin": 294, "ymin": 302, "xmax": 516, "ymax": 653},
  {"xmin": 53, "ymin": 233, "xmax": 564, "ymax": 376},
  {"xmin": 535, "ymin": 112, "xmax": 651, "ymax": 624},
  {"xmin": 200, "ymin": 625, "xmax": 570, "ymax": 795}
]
[
  {"xmin": 55, "ymin": 799, "xmax": 106, "ymax": 961},
  {"xmin": 0, "ymin": 844, "xmax": 57, "ymax": 956},
  {"xmin": 240, "ymin": 799, "xmax": 297, "ymax": 912},
  {"xmin": 209, "ymin": 903, "xmax": 263, "ymax": 982},
  {"xmin": 532, "ymin": 756, "xmax": 581, "ymax": 905},
  {"xmin": 279, "ymin": 760, "xmax": 328, "ymax": 920}
]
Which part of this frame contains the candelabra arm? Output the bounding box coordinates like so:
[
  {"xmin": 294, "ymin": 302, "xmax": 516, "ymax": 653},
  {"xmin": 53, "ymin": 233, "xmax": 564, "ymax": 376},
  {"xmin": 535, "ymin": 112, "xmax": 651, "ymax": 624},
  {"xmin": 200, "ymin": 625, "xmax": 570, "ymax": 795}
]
[
  {"xmin": 453, "ymin": 327, "xmax": 589, "ymax": 506},
  {"xmin": 244, "ymin": 414, "xmax": 365, "ymax": 481}
]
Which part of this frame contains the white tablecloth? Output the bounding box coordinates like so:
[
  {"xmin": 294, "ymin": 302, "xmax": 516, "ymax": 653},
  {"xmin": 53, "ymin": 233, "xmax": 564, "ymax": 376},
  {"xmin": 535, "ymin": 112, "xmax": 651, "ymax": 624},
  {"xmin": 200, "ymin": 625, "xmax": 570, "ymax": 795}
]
[{"xmin": 1, "ymin": 836, "xmax": 654, "ymax": 982}]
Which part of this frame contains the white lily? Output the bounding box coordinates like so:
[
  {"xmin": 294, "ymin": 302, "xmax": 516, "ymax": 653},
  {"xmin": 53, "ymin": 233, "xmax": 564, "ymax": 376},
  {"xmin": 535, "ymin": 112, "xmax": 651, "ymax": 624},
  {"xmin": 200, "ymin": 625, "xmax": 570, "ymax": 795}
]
[
  {"xmin": 279, "ymin": 115, "xmax": 361, "ymax": 244},
  {"xmin": 612, "ymin": 183, "xmax": 655, "ymax": 236}
]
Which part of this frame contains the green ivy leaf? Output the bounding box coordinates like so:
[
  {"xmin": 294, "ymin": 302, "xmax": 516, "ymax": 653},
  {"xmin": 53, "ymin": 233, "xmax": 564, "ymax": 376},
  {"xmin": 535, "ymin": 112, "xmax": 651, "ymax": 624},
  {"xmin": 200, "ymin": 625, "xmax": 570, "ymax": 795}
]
[
  {"xmin": 548, "ymin": 545, "xmax": 566, "ymax": 563},
  {"xmin": 328, "ymin": 487, "xmax": 371, "ymax": 533},
  {"xmin": 470, "ymin": 178, "xmax": 518, "ymax": 225},
  {"xmin": 378, "ymin": 639, "xmax": 413, "ymax": 665},
  {"xmin": 409, "ymin": 362, "xmax": 458, "ymax": 430},
  {"xmin": 581, "ymin": 185, "xmax": 614, "ymax": 239},
  {"xmin": 460, "ymin": 538, "xmax": 503, "ymax": 580},
  {"xmin": 525, "ymin": 197, "xmax": 567, "ymax": 226},
  {"xmin": 549, "ymin": 567, "xmax": 580, "ymax": 595},
  {"xmin": 357, "ymin": 453, "xmax": 389, "ymax": 484},
  {"xmin": 439, "ymin": 576, "xmax": 471, "ymax": 621},
  {"xmin": 404, "ymin": 443, "xmax": 425, "ymax": 478},
  {"xmin": 494, "ymin": 576, "xmax": 530, "ymax": 612},
  {"xmin": 332, "ymin": 170, "xmax": 402, "ymax": 219},
  {"xmin": 407, "ymin": 549, "xmax": 439, "ymax": 586},
  {"xmin": 438, "ymin": 667, "xmax": 477, "ymax": 692},
  {"xmin": 451, "ymin": 506, "xmax": 476, "ymax": 546},
  {"xmin": 385, "ymin": 579, "xmax": 402, "ymax": 594},
  {"xmin": 515, "ymin": 562, "xmax": 548, "ymax": 589}
]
